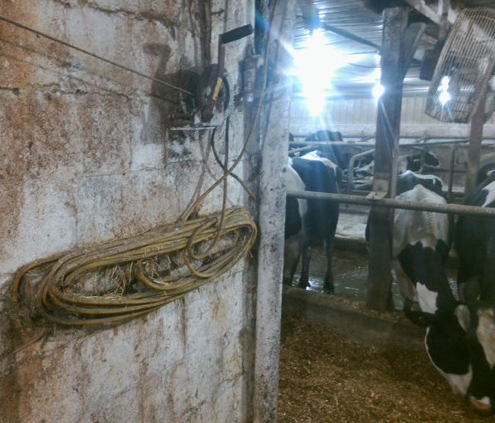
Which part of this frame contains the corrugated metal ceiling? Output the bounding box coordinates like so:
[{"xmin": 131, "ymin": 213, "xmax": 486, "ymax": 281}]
[
  {"xmin": 295, "ymin": 0, "xmax": 384, "ymax": 52},
  {"xmin": 293, "ymin": 0, "xmax": 495, "ymax": 98}
]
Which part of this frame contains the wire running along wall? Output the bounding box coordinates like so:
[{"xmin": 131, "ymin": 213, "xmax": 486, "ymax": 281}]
[
  {"xmin": 4, "ymin": 17, "xmax": 261, "ymax": 328},
  {"xmin": 5, "ymin": 0, "xmax": 294, "ymax": 330}
]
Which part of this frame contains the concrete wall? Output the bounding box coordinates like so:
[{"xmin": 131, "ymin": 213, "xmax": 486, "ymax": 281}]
[
  {"xmin": 290, "ymin": 95, "xmax": 495, "ymax": 138},
  {"xmin": 0, "ymin": 1, "xmax": 257, "ymax": 422}
]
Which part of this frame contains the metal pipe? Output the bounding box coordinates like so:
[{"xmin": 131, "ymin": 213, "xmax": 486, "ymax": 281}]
[
  {"xmin": 288, "ymin": 140, "xmax": 474, "ymax": 148},
  {"xmin": 447, "ymin": 144, "xmax": 457, "ymax": 203},
  {"xmin": 287, "ymin": 189, "xmax": 495, "ymax": 217},
  {"xmin": 288, "ymin": 144, "xmax": 319, "ymax": 155},
  {"xmin": 289, "ymin": 135, "xmax": 495, "ymax": 142},
  {"xmin": 320, "ymin": 22, "xmax": 381, "ymax": 52},
  {"xmin": 346, "ymin": 148, "xmax": 375, "ymax": 194},
  {"xmin": 289, "ymin": 141, "xmax": 374, "ymax": 148}
]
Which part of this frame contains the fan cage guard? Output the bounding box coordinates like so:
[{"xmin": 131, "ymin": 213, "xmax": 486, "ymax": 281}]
[{"xmin": 425, "ymin": 8, "xmax": 495, "ymax": 123}]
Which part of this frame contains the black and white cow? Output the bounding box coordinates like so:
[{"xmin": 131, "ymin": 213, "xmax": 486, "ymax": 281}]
[
  {"xmin": 305, "ymin": 129, "xmax": 343, "ymax": 142},
  {"xmin": 388, "ymin": 176, "xmax": 478, "ymax": 408},
  {"xmin": 354, "ymin": 151, "xmax": 440, "ymax": 190},
  {"xmin": 449, "ymin": 174, "xmax": 495, "ymax": 413},
  {"xmin": 284, "ymin": 159, "xmax": 308, "ymax": 285},
  {"xmin": 367, "ymin": 172, "xmax": 477, "ymax": 405},
  {"xmin": 455, "ymin": 174, "xmax": 495, "ymax": 304},
  {"xmin": 396, "ymin": 170, "xmax": 444, "ymax": 198},
  {"xmin": 365, "ymin": 170, "xmax": 447, "ymax": 249},
  {"xmin": 388, "ymin": 172, "xmax": 452, "ymax": 312},
  {"xmin": 388, "ymin": 172, "xmax": 495, "ymax": 413},
  {"xmin": 284, "ymin": 151, "xmax": 341, "ymax": 293},
  {"xmin": 305, "ymin": 130, "xmax": 348, "ymax": 170},
  {"xmin": 401, "ymin": 149, "xmax": 440, "ymax": 173}
]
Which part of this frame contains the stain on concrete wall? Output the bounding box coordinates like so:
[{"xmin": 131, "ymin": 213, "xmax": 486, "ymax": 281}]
[{"xmin": 0, "ymin": 1, "xmax": 256, "ymax": 422}]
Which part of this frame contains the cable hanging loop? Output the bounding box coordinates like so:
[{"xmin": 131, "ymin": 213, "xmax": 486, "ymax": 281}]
[{"xmin": 11, "ymin": 206, "xmax": 257, "ymax": 326}]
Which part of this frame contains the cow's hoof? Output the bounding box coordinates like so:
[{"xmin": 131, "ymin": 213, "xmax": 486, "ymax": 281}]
[
  {"xmin": 469, "ymin": 396, "xmax": 492, "ymax": 415},
  {"xmin": 323, "ymin": 286, "xmax": 334, "ymax": 295},
  {"xmin": 297, "ymin": 282, "xmax": 308, "ymax": 290}
]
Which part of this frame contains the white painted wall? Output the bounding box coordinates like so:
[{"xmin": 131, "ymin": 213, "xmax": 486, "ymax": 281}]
[
  {"xmin": 290, "ymin": 95, "xmax": 495, "ymax": 138},
  {"xmin": 0, "ymin": 1, "xmax": 259, "ymax": 422}
]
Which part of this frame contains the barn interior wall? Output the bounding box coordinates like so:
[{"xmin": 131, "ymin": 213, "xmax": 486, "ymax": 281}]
[
  {"xmin": 0, "ymin": 1, "xmax": 257, "ymax": 422},
  {"xmin": 290, "ymin": 96, "xmax": 495, "ymax": 138}
]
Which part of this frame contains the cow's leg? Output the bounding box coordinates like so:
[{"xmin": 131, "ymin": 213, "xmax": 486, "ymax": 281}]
[
  {"xmin": 297, "ymin": 243, "xmax": 311, "ymax": 289},
  {"xmin": 283, "ymin": 235, "xmax": 302, "ymax": 285},
  {"xmin": 456, "ymin": 256, "xmax": 480, "ymax": 303},
  {"xmin": 391, "ymin": 259, "xmax": 417, "ymax": 309},
  {"xmin": 458, "ymin": 276, "xmax": 480, "ymax": 303},
  {"xmin": 323, "ymin": 239, "xmax": 335, "ymax": 294}
]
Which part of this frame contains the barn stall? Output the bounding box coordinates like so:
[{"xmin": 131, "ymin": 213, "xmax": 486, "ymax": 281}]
[
  {"xmin": 282, "ymin": 0, "xmax": 495, "ymax": 421},
  {"xmin": 1, "ymin": 1, "xmax": 495, "ymax": 423}
]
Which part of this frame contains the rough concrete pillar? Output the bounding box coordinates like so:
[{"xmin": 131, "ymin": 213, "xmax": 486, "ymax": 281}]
[
  {"xmin": 465, "ymin": 90, "xmax": 486, "ymax": 199},
  {"xmin": 366, "ymin": 6, "xmax": 409, "ymax": 312},
  {"xmin": 252, "ymin": 0, "xmax": 296, "ymax": 422}
]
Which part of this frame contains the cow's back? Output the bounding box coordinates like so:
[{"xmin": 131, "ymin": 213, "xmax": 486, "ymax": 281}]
[
  {"xmin": 291, "ymin": 154, "xmax": 340, "ymax": 244},
  {"xmin": 393, "ymin": 184, "xmax": 450, "ymax": 256}
]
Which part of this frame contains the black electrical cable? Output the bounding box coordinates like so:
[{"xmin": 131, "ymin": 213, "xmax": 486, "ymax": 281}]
[{"xmin": 0, "ymin": 14, "xmax": 194, "ymax": 96}]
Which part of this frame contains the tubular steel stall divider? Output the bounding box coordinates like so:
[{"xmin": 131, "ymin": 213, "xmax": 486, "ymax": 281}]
[
  {"xmin": 286, "ymin": 189, "xmax": 495, "ymax": 218},
  {"xmin": 346, "ymin": 149, "xmax": 375, "ymax": 194}
]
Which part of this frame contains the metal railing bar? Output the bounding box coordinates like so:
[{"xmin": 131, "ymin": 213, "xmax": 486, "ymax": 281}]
[{"xmin": 287, "ymin": 189, "xmax": 495, "ymax": 217}]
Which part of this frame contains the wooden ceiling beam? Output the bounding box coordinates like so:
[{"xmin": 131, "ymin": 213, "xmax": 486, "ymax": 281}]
[
  {"xmin": 364, "ymin": 0, "xmax": 459, "ymax": 25},
  {"xmin": 297, "ymin": 0, "xmax": 319, "ymax": 33},
  {"xmin": 401, "ymin": 0, "xmax": 458, "ymax": 25}
]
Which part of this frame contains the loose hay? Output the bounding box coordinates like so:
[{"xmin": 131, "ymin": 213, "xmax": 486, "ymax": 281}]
[{"xmin": 278, "ymin": 314, "xmax": 489, "ymax": 423}]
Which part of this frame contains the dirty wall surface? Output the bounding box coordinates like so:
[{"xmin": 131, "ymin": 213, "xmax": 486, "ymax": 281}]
[{"xmin": 0, "ymin": 1, "xmax": 256, "ymax": 422}]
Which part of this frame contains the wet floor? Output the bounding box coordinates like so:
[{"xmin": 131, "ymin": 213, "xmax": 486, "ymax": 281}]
[
  {"xmin": 287, "ymin": 247, "xmax": 369, "ymax": 299},
  {"xmin": 288, "ymin": 246, "xmax": 459, "ymax": 311},
  {"xmin": 286, "ymin": 209, "xmax": 461, "ymax": 310},
  {"xmin": 306, "ymin": 248, "xmax": 371, "ymax": 301}
]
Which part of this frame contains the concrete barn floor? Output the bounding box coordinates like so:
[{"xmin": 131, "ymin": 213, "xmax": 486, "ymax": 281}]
[{"xmin": 287, "ymin": 204, "xmax": 459, "ymax": 309}]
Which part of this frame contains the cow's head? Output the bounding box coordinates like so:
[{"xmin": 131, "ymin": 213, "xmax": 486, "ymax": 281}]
[
  {"xmin": 407, "ymin": 302, "xmax": 495, "ymax": 414},
  {"xmin": 398, "ymin": 151, "xmax": 440, "ymax": 174}
]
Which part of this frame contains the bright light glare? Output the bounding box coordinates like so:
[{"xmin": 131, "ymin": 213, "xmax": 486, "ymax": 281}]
[
  {"xmin": 438, "ymin": 76, "xmax": 451, "ymax": 106},
  {"xmin": 439, "ymin": 90, "xmax": 451, "ymax": 106},
  {"xmin": 293, "ymin": 29, "xmax": 343, "ymax": 115},
  {"xmin": 372, "ymin": 82, "xmax": 384, "ymax": 100},
  {"xmin": 371, "ymin": 68, "xmax": 383, "ymax": 100}
]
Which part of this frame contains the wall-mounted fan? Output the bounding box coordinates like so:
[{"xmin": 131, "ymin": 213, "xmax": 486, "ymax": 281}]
[{"xmin": 425, "ymin": 8, "xmax": 495, "ymax": 123}]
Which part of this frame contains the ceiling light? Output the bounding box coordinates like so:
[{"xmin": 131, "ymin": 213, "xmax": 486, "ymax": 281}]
[
  {"xmin": 292, "ymin": 29, "xmax": 343, "ymax": 115},
  {"xmin": 438, "ymin": 76, "xmax": 451, "ymax": 106},
  {"xmin": 372, "ymin": 82, "xmax": 384, "ymax": 100}
]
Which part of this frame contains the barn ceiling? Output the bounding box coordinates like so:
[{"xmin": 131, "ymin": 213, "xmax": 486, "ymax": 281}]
[{"xmin": 292, "ymin": 0, "xmax": 495, "ymax": 99}]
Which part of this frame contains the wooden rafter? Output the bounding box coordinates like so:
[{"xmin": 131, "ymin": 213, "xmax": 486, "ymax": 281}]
[{"xmin": 401, "ymin": 0, "xmax": 458, "ymax": 24}]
